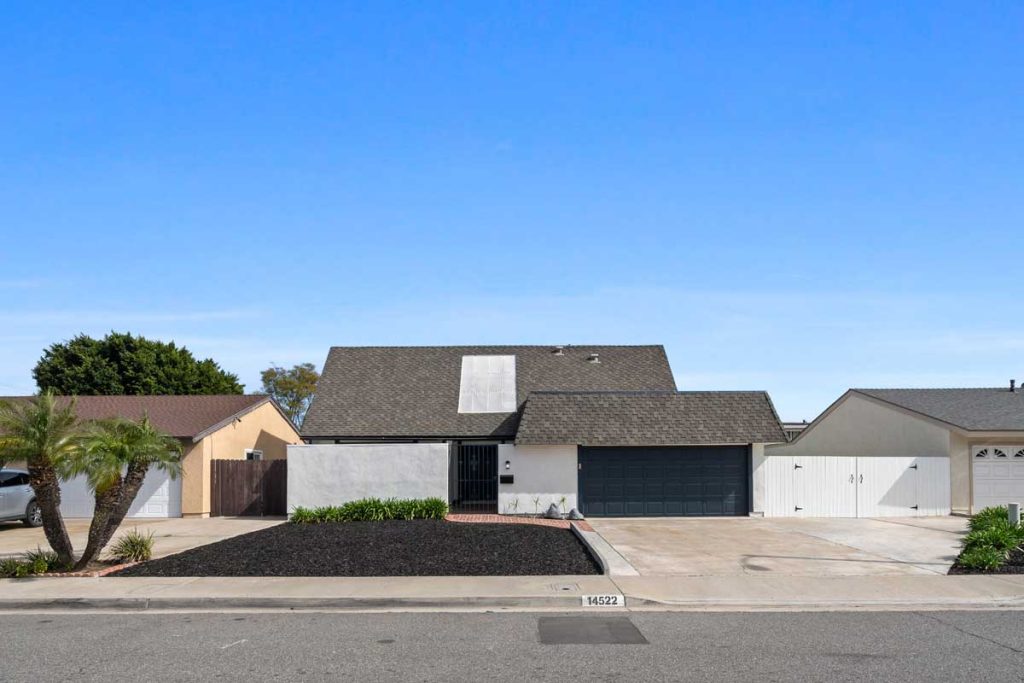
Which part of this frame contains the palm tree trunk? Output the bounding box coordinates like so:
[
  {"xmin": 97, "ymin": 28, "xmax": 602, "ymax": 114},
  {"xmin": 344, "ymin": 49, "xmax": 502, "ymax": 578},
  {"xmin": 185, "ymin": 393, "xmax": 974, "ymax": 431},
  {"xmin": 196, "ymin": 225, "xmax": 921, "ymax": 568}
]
[
  {"xmin": 75, "ymin": 461, "xmax": 151, "ymax": 567},
  {"xmin": 72, "ymin": 484, "xmax": 120, "ymax": 571},
  {"xmin": 27, "ymin": 462, "xmax": 75, "ymax": 568}
]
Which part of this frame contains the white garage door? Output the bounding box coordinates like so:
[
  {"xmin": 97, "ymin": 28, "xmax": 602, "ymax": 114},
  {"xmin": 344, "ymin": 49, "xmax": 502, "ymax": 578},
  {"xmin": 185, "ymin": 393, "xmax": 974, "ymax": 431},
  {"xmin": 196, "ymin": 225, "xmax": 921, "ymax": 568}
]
[
  {"xmin": 764, "ymin": 456, "xmax": 950, "ymax": 518},
  {"xmin": 973, "ymin": 446, "xmax": 1024, "ymax": 511},
  {"xmin": 59, "ymin": 467, "xmax": 182, "ymax": 519}
]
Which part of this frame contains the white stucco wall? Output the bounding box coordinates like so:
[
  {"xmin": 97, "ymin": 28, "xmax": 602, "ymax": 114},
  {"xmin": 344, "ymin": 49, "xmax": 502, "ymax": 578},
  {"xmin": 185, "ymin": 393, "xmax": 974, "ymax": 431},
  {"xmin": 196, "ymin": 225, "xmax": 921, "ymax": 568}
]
[
  {"xmin": 497, "ymin": 444, "xmax": 578, "ymax": 515},
  {"xmin": 287, "ymin": 443, "xmax": 450, "ymax": 511},
  {"xmin": 750, "ymin": 443, "xmax": 767, "ymax": 516}
]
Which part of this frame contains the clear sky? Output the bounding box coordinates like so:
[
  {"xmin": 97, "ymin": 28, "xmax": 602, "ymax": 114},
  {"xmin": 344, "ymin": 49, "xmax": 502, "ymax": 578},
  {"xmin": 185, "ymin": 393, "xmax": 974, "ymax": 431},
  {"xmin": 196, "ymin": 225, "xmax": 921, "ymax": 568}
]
[{"xmin": 2, "ymin": 2, "xmax": 1022, "ymax": 420}]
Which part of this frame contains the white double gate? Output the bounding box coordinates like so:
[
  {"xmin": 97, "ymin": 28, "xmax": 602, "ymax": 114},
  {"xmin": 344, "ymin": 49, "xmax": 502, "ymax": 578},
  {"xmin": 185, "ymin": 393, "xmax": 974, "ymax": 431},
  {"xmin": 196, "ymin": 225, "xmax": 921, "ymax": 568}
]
[{"xmin": 763, "ymin": 456, "xmax": 950, "ymax": 518}]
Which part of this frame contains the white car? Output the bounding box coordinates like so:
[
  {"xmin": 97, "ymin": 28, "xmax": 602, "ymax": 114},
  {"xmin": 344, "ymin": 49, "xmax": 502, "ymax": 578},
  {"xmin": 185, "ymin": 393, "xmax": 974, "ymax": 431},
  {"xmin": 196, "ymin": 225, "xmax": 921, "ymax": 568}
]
[{"xmin": 0, "ymin": 469, "xmax": 43, "ymax": 527}]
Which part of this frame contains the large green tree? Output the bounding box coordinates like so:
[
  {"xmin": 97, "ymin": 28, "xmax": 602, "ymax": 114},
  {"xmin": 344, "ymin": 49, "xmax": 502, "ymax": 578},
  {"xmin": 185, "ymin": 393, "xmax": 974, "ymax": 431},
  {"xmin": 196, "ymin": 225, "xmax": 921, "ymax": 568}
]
[
  {"xmin": 33, "ymin": 332, "xmax": 243, "ymax": 395},
  {"xmin": 0, "ymin": 392, "xmax": 81, "ymax": 567},
  {"xmin": 70, "ymin": 416, "xmax": 182, "ymax": 570},
  {"xmin": 260, "ymin": 362, "xmax": 319, "ymax": 426}
]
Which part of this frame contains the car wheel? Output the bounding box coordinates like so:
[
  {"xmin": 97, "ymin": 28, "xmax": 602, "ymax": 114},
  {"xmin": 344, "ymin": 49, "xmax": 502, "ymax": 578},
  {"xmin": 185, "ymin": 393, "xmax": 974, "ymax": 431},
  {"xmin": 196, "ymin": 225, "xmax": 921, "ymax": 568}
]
[{"xmin": 23, "ymin": 500, "xmax": 43, "ymax": 528}]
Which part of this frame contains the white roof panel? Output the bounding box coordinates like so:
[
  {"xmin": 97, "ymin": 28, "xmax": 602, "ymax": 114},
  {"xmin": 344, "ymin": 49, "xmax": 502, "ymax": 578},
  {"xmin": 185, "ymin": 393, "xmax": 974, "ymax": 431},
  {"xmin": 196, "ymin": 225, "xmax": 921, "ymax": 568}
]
[{"xmin": 457, "ymin": 355, "xmax": 517, "ymax": 413}]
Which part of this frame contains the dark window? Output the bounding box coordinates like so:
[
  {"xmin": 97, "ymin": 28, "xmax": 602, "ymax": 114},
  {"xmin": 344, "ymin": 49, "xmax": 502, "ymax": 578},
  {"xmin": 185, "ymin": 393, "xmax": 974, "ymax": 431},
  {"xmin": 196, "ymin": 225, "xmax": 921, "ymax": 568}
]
[{"xmin": 0, "ymin": 472, "xmax": 28, "ymax": 487}]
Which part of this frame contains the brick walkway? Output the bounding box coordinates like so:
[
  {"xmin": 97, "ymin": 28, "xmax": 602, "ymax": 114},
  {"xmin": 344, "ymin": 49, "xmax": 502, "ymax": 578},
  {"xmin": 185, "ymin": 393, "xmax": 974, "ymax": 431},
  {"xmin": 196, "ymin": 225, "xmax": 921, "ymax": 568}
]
[{"xmin": 446, "ymin": 514, "xmax": 593, "ymax": 532}]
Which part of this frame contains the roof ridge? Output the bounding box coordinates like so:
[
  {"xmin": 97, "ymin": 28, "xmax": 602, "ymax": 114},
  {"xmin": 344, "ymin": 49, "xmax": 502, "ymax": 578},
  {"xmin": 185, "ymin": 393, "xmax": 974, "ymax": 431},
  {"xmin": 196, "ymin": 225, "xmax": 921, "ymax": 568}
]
[
  {"xmin": 527, "ymin": 390, "xmax": 769, "ymax": 396},
  {"xmin": 328, "ymin": 344, "xmax": 666, "ymax": 350},
  {"xmin": 855, "ymin": 387, "xmax": 1013, "ymax": 391}
]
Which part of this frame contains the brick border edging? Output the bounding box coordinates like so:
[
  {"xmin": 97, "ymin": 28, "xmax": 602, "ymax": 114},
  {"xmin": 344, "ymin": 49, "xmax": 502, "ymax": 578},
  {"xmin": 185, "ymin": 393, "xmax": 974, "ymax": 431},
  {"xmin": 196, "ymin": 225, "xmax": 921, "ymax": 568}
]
[{"xmin": 41, "ymin": 562, "xmax": 138, "ymax": 578}]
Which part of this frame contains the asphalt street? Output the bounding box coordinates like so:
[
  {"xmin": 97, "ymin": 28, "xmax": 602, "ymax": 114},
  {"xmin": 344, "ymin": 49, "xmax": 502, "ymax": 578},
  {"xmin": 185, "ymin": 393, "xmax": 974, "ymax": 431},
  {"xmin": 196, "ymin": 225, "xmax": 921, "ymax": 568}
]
[{"xmin": 2, "ymin": 610, "xmax": 1023, "ymax": 682}]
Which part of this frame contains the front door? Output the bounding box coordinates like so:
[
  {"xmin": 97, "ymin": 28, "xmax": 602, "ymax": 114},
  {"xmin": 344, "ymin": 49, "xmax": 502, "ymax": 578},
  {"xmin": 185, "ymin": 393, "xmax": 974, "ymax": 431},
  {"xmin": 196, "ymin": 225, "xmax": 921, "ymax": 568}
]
[{"xmin": 453, "ymin": 444, "xmax": 498, "ymax": 513}]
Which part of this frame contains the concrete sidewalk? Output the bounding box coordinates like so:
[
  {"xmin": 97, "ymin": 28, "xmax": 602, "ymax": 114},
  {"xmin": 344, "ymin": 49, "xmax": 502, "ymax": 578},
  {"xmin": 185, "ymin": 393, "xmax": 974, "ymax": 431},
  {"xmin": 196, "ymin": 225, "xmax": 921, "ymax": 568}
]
[
  {"xmin": 3, "ymin": 573, "xmax": 1024, "ymax": 612},
  {"xmin": 0, "ymin": 517, "xmax": 284, "ymax": 560}
]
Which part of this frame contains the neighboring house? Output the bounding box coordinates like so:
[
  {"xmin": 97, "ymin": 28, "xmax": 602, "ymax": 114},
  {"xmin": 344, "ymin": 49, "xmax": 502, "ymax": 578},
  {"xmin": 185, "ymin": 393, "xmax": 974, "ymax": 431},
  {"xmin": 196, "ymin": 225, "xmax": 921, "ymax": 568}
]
[
  {"xmin": 781, "ymin": 421, "xmax": 808, "ymax": 442},
  {"xmin": 3, "ymin": 395, "xmax": 302, "ymax": 519},
  {"xmin": 297, "ymin": 345, "xmax": 785, "ymax": 517},
  {"xmin": 764, "ymin": 385, "xmax": 1024, "ymax": 517}
]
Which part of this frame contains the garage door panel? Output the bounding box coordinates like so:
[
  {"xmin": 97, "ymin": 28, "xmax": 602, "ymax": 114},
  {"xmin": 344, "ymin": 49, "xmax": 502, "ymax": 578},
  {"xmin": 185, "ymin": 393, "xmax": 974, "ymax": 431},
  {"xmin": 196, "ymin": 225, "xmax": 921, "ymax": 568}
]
[
  {"xmin": 973, "ymin": 449, "xmax": 1024, "ymax": 511},
  {"xmin": 59, "ymin": 466, "xmax": 181, "ymax": 519},
  {"xmin": 580, "ymin": 446, "xmax": 750, "ymax": 517}
]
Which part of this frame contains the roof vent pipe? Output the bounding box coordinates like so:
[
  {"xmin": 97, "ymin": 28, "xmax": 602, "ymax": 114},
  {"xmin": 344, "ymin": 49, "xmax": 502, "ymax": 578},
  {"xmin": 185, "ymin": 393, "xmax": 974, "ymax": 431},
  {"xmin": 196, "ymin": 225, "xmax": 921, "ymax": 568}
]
[
  {"xmin": 1012, "ymin": 379, "xmax": 1017, "ymax": 393},
  {"xmin": 587, "ymin": 353, "xmax": 600, "ymax": 364}
]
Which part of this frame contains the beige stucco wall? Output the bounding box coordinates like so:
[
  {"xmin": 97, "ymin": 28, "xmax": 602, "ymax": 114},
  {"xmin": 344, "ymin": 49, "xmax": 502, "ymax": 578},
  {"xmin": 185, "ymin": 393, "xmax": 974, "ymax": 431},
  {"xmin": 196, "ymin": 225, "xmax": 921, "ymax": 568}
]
[
  {"xmin": 949, "ymin": 431, "xmax": 971, "ymax": 515},
  {"xmin": 181, "ymin": 402, "xmax": 302, "ymax": 517},
  {"xmin": 767, "ymin": 393, "xmax": 951, "ymax": 459}
]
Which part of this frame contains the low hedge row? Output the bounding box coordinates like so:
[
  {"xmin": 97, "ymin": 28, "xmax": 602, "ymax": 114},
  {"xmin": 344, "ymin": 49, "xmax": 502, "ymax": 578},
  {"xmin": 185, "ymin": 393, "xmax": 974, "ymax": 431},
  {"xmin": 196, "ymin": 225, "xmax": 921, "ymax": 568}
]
[
  {"xmin": 957, "ymin": 506, "xmax": 1024, "ymax": 570},
  {"xmin": 290, "ymin": 497, "xmax": 449, "ymax": 523}
]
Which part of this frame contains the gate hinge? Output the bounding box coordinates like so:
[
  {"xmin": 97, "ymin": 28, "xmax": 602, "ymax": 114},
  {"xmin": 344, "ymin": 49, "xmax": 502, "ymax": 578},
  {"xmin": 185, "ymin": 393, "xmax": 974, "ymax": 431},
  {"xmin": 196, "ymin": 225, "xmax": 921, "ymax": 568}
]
[
  {"xmin": 794, "ymin": 464, "xmax": 803, "ymax": 469},
  {"xmin": 910, "ymin": 464, "xmax": 918, "ymax": 470},
  {"xmin": 910, "ymin": 505, "xmax": 919, "ymax": 510},
  {"xmin": 794, "ymin": 506, "xmax": 803, "ymax": 511}
]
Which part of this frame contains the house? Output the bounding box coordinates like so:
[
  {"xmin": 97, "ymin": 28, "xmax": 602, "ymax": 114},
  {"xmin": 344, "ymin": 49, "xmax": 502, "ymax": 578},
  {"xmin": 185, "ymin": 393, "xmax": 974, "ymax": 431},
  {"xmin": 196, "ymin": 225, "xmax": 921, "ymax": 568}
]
[
  {"xmin": 296, "ymin": 345, "xmax": 785, "ymax": 517},
  {"xmin": 781, "ymin": 421, "xmax": 809, "ymax": 442},
  {"xmin": 5, "ymin": 395, "xmax": 302, "ymax": 519},
  {"xmin": 763, "ymin": 384, "xmax": 1024, "ymax": 517}
]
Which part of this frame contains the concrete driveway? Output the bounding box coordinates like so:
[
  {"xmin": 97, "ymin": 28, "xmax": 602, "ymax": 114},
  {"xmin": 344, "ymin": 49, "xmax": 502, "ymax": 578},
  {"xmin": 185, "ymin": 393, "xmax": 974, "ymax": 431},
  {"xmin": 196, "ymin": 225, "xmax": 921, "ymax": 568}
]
[
  {"xmin": 0, "ymin": 517, "xmax": 284, "ymax": 560},
  {"xmin": 588, "ymin": 516, "xmax": 968, "ymax": 577}
]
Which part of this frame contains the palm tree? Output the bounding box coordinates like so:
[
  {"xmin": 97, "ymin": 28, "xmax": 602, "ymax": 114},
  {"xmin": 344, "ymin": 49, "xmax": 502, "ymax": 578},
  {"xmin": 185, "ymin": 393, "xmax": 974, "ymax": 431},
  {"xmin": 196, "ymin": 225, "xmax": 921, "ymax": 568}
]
[
  {"xmin": 0, "ymin": 392, "xmax": 81, "ymax": 567},
  {"xmin": 71, "ymin": 415, "xmax": 182, "ymax": 569}
]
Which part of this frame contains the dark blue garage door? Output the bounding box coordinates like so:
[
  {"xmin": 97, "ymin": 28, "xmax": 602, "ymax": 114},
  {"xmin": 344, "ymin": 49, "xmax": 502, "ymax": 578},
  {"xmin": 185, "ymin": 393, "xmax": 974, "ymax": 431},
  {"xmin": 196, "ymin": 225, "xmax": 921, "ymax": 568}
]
[{"xmin": 579, "ymin": 446, "xmax": 750, "ymax": 517}]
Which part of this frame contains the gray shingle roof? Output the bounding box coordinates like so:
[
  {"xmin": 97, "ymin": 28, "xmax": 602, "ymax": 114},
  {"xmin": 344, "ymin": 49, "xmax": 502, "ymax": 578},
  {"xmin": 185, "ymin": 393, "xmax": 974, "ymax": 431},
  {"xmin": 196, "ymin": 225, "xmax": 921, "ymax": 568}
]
[
  {"xmin": 515, "ymin": 391, "xmax": 786, "ymax": 446},
  {"xmin": 302, "ymin": 345, "xmax": 677, "ymax": 439},
  {"xmin": 854, "ymin": 388, "xmax": 1024, "ymax": 431}
]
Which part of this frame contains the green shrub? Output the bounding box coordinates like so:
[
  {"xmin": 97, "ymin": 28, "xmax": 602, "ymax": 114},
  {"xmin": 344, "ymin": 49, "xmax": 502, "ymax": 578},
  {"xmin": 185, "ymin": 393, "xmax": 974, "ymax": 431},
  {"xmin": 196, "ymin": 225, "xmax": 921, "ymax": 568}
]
[
  {"xmin": 289, "ymin": 507, "xmax": 315, "ymax": 523},
  {"xmin": 958, "ymin": 545, "xmax": 1006, "ymax": 571},
  {"xmin": 969, "ymin": 506, "xmax": 1011, "ymax": 533},
  {"xmin": 962, "ymin": 521, "xmax": 1024, "ymax": 554},
  {"xmin": 108, "ymin": 528, "xmax": 155, "ymax": 563},
  {"xmin": 23, "ymin": 547, "xmax": 63, "ymax": 573},
  {"xmin": 0, "ymin": 548, "xmax": 67, "ymax": 578},
  {"xmin": 0, "ymin": 557, "xmax": 24, "ymax": 578},
  {"xmin": 290, "ymin": 497, "xmax": 449, "ymax": 523}
]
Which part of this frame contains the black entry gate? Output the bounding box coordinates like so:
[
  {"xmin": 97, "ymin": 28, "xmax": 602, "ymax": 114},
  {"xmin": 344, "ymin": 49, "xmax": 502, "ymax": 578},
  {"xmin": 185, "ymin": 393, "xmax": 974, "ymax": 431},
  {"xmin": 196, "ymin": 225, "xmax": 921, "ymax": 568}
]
[{"xmin": 451, "ymin": 443, "xmax": 498, "ymax": 513}]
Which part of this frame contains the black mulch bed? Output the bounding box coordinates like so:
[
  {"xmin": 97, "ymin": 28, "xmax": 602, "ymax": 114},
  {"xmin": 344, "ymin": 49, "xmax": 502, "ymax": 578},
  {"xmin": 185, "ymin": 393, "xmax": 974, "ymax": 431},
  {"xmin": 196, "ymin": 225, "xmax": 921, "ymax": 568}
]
[
  {"xmin": 948, "ymin": 546, "xmax": 1024, "ymax": 575},
  {"xmin": 113, "ymin": 520, "xmax": 602, "ymax": 577}
]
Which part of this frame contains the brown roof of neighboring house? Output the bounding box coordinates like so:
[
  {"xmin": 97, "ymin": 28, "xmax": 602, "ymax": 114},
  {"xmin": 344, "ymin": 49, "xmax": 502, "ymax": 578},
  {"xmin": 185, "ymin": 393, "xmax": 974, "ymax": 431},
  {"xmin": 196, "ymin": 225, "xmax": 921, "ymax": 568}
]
[{"xmin": 0, "ymin": 395, "xmax": 278, "ymax": 441}]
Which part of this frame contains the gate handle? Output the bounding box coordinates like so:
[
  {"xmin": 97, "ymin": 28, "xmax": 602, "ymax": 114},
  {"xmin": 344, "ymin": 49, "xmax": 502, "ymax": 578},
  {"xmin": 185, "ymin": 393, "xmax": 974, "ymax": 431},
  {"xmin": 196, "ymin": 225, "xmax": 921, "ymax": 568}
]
[{"xmin": 859, "ymin": 474, "xmax": 863, "ymax": 484}]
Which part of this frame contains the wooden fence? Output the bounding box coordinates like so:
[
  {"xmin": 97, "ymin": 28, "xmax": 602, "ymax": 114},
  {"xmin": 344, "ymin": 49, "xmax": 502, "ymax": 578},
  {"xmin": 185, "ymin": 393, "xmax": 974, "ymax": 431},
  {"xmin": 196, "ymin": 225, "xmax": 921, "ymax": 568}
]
[{"xmin": 210, "ymin": 459, "xmax": 288, "ymax": 516}]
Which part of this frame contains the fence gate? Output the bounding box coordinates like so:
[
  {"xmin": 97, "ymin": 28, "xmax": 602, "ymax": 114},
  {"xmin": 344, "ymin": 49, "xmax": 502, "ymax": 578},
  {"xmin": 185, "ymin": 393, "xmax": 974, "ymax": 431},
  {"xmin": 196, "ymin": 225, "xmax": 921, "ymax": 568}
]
[
  {"xmin": 211, "ymin": 459, "xmax": 288, "ymax": 516},
  {"xmin": 451, "ymin": 443, "xmax": 498, "ymax": 513}
]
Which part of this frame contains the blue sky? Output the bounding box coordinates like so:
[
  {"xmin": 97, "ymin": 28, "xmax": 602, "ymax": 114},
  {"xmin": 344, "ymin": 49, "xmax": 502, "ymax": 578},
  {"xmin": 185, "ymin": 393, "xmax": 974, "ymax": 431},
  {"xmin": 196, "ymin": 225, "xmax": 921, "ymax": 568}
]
[{"xmin": 1, "ymin": 2, "xmax": 1022, "ymax": 420}]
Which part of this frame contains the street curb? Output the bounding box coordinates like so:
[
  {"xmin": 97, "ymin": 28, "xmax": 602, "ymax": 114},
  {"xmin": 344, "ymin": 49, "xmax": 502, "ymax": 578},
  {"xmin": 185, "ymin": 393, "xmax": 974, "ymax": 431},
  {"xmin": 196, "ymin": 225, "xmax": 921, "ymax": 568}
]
[
  {"xmin": 569, "ymin": 522, "xmax": 607, "ymax": 574},
  {"xmin": 0, "ymin": 595, "xmax": 592, "ymax": 611},
  {"xmin": 570, "ymin": 523, "xmax": 640, "ymax": 577}
]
